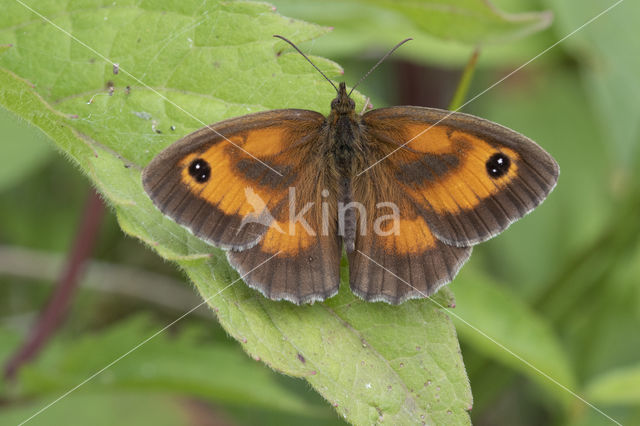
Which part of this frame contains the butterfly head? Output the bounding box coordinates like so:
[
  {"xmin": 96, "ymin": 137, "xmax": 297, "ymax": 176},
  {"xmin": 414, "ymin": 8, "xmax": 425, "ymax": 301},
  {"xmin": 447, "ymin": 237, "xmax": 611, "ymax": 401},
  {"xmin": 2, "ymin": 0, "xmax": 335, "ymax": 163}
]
[{"xmin": 330, "ymin": 82, "xmax": 356, "ymax": 115}]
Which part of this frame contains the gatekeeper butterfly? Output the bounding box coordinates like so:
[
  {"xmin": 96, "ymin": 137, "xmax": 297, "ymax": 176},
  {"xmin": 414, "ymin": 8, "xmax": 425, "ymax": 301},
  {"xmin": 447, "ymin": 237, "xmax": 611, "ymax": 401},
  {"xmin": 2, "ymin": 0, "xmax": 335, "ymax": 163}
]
[{"xmin": 142, "ymin": 36, "xmax": 559, "ymax": 304}]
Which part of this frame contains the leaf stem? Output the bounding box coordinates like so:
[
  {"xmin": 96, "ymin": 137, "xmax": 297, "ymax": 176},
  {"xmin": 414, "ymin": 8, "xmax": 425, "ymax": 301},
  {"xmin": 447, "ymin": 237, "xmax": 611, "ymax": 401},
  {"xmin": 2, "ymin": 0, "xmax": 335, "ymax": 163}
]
[
  {"xmin": 3, "ymin": 188, "xmax": 105, "ymax": 380},
  {"xmin": 448, "ymin": 48, "xmax": 481, "ymax": 111}
]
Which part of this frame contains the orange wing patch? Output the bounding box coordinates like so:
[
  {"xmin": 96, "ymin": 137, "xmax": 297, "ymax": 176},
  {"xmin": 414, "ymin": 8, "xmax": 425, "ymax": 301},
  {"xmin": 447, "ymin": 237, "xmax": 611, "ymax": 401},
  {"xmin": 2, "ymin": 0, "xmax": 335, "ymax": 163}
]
[
  {"xmin": 377, "ymin": 216, "xmax": 436, "ymax": 254},
  {"xmin": 230, "ymin": 127, "xmax": 291, "ymax": 158},
  {"xmin": 177, "ymin": 126, "xmax": 298, "ymax": 216},
  {"xmin": 403, "ymin": 130, "xmax": 520, "ymax": 214},
  {"xmin": 142, "ymin": 109, "xmax": 331, "ymax": 256},
  {"xmin": 178, "ymin": 150, "xmax": 279, "ymax": 217},
  {"xmin": 402, "ymin": 123, "xmax": 455, "ymax": 154},
  {"xmin": 260, "ymin": 220, "xmax": 317, "ymax": 255}
]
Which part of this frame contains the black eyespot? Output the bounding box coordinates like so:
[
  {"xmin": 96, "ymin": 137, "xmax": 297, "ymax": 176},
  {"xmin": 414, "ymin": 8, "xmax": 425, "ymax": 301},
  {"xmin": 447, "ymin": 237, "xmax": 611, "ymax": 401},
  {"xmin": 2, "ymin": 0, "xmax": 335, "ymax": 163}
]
[
  {"xmin": 486, "ymin": 153, "xmax": 511, "ymax": 178},
  {"xmin": 188, "ymin": 158, "xmax": 211, "ymax": 183}
]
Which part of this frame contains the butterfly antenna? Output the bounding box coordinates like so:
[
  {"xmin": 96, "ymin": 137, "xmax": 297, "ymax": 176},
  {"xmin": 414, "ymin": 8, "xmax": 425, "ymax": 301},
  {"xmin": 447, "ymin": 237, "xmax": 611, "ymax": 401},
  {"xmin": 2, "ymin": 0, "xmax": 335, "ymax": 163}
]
[
  {"xmin": 273, "ymin": 35, "xmax": 339, "ymax": 93},
  {"xmin": 348, "ymin": 38, "xmax": 413, "ymax": 96}
]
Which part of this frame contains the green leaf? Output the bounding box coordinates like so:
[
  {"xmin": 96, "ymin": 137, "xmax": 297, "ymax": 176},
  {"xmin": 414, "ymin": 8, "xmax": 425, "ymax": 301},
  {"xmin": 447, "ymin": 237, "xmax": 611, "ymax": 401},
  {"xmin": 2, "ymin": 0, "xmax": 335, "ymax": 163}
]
[
  {"xmin": 0, "ymin": 1, "xmax": 471, "ymax": 424},
  {"xmin": 368, "ymin": 0, "xmax": 552, "ymax": 43},
  {"xmin": 546, "ymin": 0, "xmax": 639, "ymax": 171},
  {"xmin": 451, "ymin": 265, "xmax": 576, "ymax": 406},
  {"xmin": 183, "ymin": 259, "xmax": 472, "ymax": 424},
  {"xmin": 473, "ymin": 70, "xmax": 611, "ymax": 295},
  {"xmin": 273, "ymin": 0, "xmax": 552, "ymax": 67},
  {"xmin": 585, "ymin": 363, "xmax": 640, "ymax": 405},
  {"xmin": 15, "ymin": 316, "xmax": 324, "ymax": 417},
  {"xmin": 0, "ymin": 392, "xmax": 191, "ymax": 426},
  {"xmin": 0, "ymin": 105, "xmax": 52, "ymax": 193}
]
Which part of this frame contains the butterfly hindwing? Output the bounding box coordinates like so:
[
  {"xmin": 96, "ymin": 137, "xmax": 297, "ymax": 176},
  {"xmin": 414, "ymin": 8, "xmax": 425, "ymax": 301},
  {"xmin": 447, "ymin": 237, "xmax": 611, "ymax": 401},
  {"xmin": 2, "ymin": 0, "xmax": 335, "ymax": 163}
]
[
  {"xmin": 227, "ymin": 125, "xmax": 344, "ymax": 303},
  {"xmin": 348, "ymin": 166, "xmax": 472, "ymax": 304},
  {"xmin": 227, "ymin": 230, "xmax": 342, "ymax": 304}
]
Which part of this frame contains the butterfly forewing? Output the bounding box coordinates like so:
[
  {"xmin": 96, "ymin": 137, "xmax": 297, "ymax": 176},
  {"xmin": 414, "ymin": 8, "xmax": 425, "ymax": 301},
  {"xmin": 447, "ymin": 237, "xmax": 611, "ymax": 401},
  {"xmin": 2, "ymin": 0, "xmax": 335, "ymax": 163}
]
[
  {"xmin": 143, "ymin": 109, "xmax": 344, "ymax": 303},
  {"xmin": 143, "ymin": 109, "xmax": 324, "ymax": 249},
  {"xmin": 362, "ymin": 107, "xmax": 559, "ymax": 247}
]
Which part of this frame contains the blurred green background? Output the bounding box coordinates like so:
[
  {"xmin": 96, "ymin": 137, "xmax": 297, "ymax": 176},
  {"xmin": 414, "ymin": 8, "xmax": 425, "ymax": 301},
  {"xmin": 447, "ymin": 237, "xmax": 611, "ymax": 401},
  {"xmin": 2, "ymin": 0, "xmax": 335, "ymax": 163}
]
[{"xmin": 1, "ymin": 0, "xmax": 639, "ymax": 425}]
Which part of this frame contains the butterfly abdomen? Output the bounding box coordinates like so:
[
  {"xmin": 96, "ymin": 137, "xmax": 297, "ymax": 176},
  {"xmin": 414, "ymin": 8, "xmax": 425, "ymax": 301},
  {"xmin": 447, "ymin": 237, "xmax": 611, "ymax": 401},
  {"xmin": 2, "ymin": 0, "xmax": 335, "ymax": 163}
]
[{"xmin": 330, "ymin": 114, "xmax": 360, "ymax": 252}]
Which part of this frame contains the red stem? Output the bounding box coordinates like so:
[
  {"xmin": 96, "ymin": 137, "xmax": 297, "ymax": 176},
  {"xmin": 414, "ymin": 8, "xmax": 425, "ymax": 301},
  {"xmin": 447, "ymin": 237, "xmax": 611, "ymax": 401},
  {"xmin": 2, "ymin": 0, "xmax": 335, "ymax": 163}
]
[
  {"xmin": 4, "ymin": 188, "xmax": 105, "ymax": 380},
  {"xmin": 395, "ymin": 60, "xmax": 461, "ymax": 108}
]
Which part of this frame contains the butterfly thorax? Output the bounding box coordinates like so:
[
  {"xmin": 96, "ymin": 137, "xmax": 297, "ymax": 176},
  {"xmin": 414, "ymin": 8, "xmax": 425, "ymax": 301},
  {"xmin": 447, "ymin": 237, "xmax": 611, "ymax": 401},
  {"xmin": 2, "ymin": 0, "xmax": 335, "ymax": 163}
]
[{"xmin": 328, "ymin": 82, "xmax": 362, "ymax": 168}]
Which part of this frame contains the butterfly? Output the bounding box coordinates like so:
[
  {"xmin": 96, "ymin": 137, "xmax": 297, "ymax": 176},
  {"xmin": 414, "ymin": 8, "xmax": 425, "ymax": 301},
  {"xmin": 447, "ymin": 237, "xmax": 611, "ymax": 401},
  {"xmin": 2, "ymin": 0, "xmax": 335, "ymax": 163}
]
[{"xmin": 142, "ymin": 36, "xmax": 559, "ymax": 305}]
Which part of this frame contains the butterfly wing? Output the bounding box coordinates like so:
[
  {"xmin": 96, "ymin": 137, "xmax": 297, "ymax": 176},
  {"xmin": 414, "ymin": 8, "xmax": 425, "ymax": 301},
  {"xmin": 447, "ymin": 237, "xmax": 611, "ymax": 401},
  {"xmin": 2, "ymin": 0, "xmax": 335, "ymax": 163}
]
[
  {"xmin": 362, "ymin": 106, "xmax": 559, "ymax": 246},
  {"xmin": 143, "ymin": 109, "xmax": 342, "ymax": 303},
  {"xmin": 346, "ymin": 195, "xmax": 473, "ymax": 304},
  {"xmin": 227, "ymin": 227, "xmax": 342, "ymax": 304},
  {"xmin": 347, "ymin": 106, "xmax": 558, "ymax": 303}
]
